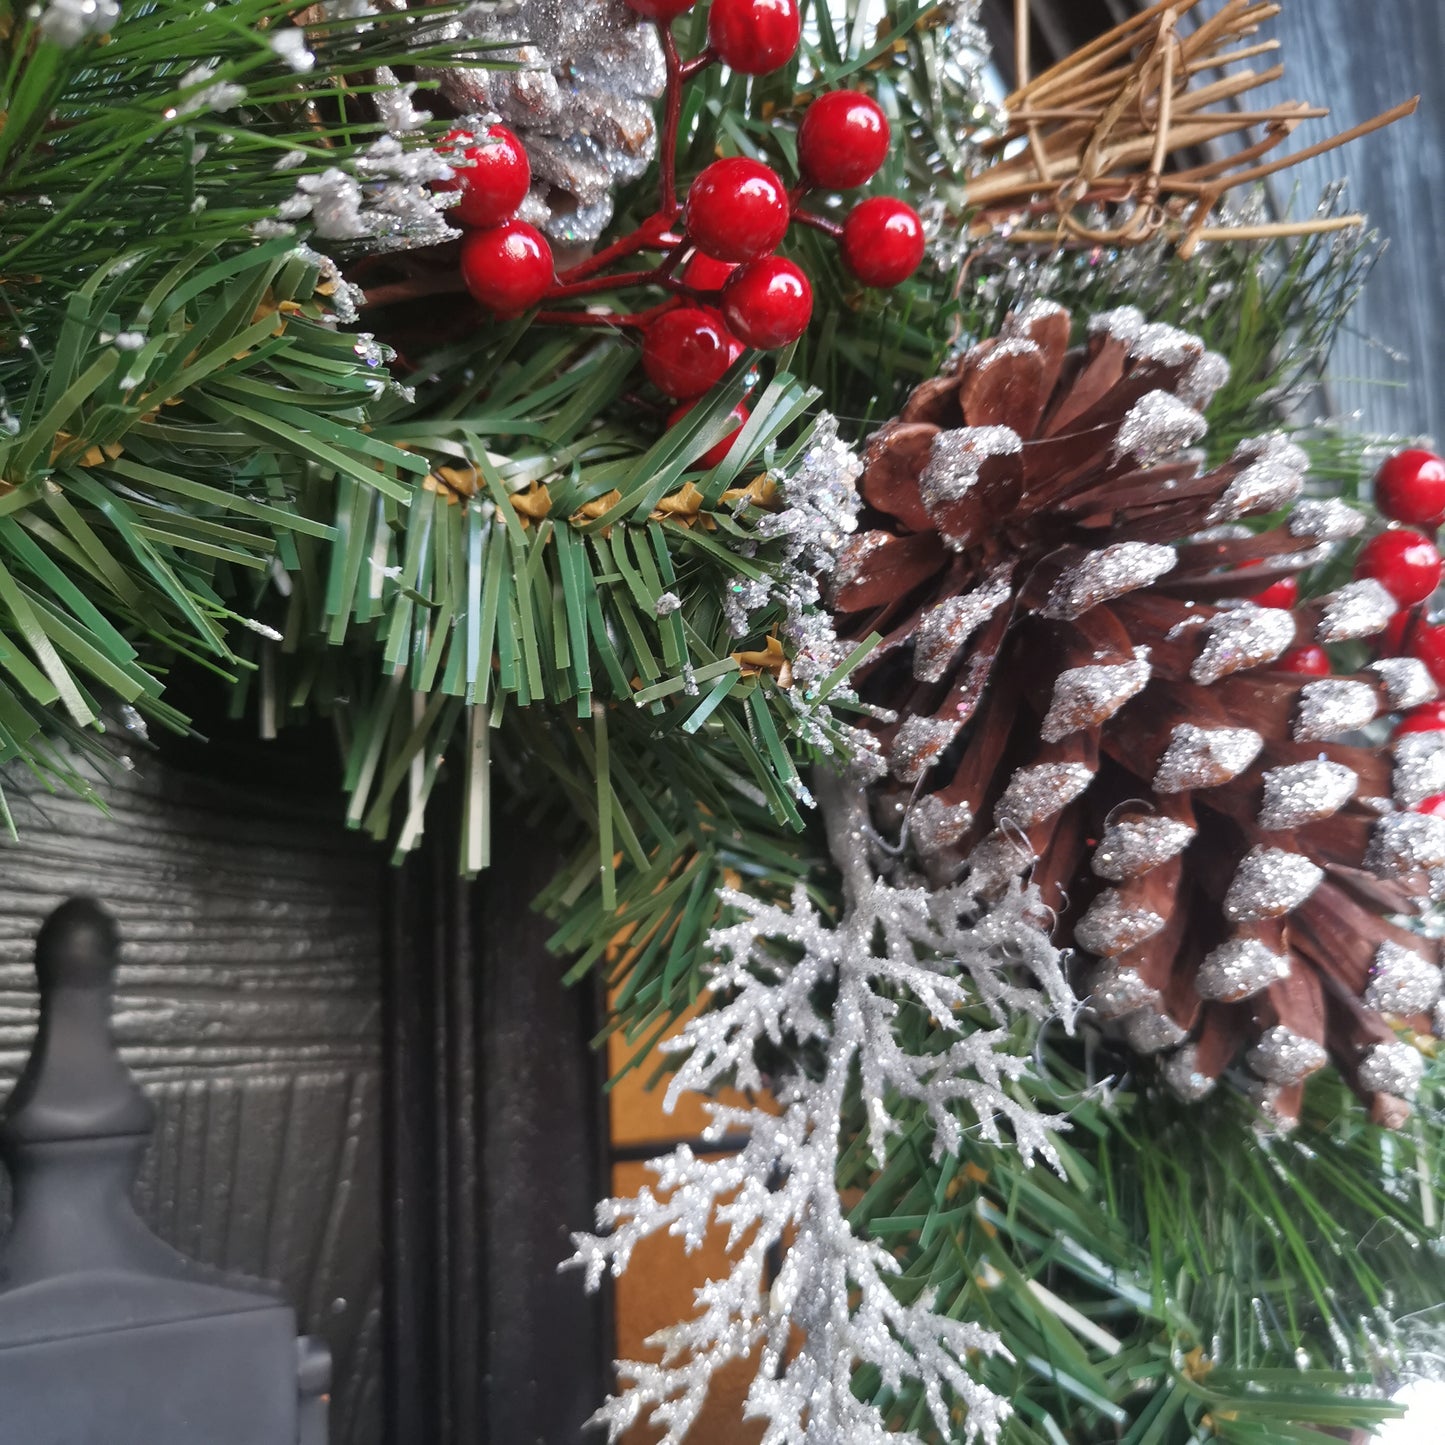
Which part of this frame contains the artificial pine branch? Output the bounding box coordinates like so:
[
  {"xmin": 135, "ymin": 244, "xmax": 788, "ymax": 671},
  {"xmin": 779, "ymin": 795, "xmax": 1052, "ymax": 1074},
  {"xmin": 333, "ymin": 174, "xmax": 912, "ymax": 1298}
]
[{"xmin": 0, "ymin": 0, "xmax": 464, "ymax": 818}]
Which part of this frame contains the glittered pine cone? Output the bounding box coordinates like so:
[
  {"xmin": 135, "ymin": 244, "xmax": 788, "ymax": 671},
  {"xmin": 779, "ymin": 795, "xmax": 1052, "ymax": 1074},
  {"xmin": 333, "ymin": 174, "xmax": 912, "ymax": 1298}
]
[{"xmin": 833, "ymin": 301, "xmax": 1442, "ymax": 1128}]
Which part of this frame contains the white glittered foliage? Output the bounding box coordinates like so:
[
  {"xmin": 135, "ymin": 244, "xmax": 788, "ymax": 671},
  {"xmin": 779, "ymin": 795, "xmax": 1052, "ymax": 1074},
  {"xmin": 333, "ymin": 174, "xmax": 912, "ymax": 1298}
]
[{"xmin": 566, "ymin": 774, "xmax": 1073, "ymax": 1445}]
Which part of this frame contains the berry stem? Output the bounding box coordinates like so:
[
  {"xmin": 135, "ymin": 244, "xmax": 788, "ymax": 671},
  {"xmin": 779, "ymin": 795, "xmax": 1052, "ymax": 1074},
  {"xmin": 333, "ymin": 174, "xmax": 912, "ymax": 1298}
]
[
  {"xmin": 534, "ymin": 310, "xmax": 638, "ymax": 329},
  {"xmin": 535, "ymin": 299, "xmax": 680, "ymax": 331},
  {"xmin": 792, "ymin": 208, "xmax": 844, "ymax": 239},
  {"xmin": 657, "ymin": 26, "xmax": 686, "ymax": 221},
  {"xmin": 545, "ymin": 270, "xmax": 689, "ymax": 302},
  {"xmin": 553, "ymin": 222, "xmax": 664, "ymax": 284},
  {"xmin": 679, "ymin": 49, "xmax": 715, "ymax": 82}
]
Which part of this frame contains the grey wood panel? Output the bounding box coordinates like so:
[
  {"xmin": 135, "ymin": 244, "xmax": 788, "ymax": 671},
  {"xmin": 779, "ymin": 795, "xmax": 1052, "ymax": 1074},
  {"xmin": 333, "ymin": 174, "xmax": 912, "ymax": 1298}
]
[
  {"xmin": 0, "ymin": 744, "xmax": 385, "ymax": 1445},
  {"xmin": 1196, "ymin": 0, "xmax": 1442, "ymax": 441}
]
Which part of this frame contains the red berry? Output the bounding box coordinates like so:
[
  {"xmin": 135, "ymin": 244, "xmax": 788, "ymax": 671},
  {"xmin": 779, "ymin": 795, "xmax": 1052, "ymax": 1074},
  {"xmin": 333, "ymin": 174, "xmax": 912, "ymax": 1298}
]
[
  {"xmin": 1276, "ymin": 646, "xmax": 1331, "ymax": 676},
  {"xmin": 720, "ymin": 257, "xmax": 813, "ymax": 349},
  {"xmin": 459, "ymin": 221, "xmax": 553, "ymax": 314},
  {"xmin": 1409, "ymin": 624, "xmax": 1445, "ymax": 687},
  {"xmin": 1250, "ymin": 574, "xmax": 1299, "ymax": 609},
  {"xmin": 641, "ymin": 307, "xmax": 737, "ymax": 399},
  {"xmin": 1417, "ymin": 795, "xmax": 1445, "ymax": 817},
  {"xmin": 625, "ymin": 0, "xmax": 695, "ymax": 17},
  {"xmin": 840, "ymin": 196, "xmax": 926, "ymax": 288},
  {"xmin": 685, "ymin": 158, "xmax": 791, "ymax": 263},
  {"xmin": 437, "ymin": 126, "xmax": 531, "ymax": 230},
  {"xmin": 1375, "ymin": 448, "xmax": 1445, "ymax": 528},
  {"xmin": 708, "ymin": 0, "xmax": 801, "ymax": 74},
  {"xmin": 683, "ymin": 252, "xmax": 738, "ymax": 292},
  {"xmin": 1383, "ymin": 610, "xmax": 1415, "ymax": 654},
  {"xmin": 1396, "ymin": 701, "xmax": 1445, "ymax": 735},
  {"xmin": 1355, "ymin": 528, "xmax": 1443, "ymax": 606},
  {"xmin": 669, "ymin": 401, "xmax": 751, "ymax": 468},
  {"xmin": 798, "ymin": 91, "xmax": 890, "ymax": 190}
]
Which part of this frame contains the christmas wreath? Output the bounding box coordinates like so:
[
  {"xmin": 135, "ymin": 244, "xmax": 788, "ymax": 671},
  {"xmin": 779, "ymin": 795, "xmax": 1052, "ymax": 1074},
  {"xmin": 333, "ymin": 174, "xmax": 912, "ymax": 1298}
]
[{"xmin": 4, "ymin": 0, "xmax": 1445, "ymax": 1440}]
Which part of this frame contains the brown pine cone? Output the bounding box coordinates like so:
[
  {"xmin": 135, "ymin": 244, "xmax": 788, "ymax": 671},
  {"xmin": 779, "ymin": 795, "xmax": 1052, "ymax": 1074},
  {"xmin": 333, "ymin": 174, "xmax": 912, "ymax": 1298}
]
[{"xmin": 834, "ymin": 301, "xmax": 1441, "ymax": 1128}]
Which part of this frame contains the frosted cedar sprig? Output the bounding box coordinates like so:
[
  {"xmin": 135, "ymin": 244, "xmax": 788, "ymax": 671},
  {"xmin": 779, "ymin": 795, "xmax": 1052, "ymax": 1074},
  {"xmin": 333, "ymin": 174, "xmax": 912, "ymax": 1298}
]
[{"xmin": 565, "ymin": 768, "xmax": 1072, "ymax": 1445}]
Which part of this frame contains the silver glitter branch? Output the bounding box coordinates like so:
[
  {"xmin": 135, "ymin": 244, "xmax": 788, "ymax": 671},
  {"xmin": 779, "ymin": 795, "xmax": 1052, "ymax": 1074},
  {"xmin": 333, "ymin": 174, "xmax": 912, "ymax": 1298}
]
[{"xmin": 566, "ymin": 771, "xmax": 1074, "ymax": 1444}]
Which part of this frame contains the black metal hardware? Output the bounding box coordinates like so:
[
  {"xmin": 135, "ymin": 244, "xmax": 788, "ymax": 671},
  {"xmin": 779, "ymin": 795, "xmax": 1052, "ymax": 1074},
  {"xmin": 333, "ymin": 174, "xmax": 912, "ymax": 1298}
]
[{"xmin": 0, "ymin": 896, "xmax": 329, "ymax": 1445}]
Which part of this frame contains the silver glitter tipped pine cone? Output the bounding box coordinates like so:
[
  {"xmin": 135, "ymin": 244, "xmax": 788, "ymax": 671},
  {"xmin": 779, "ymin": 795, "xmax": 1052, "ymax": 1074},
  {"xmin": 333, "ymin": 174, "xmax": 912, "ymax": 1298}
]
[{"xmin": 832, "ymin": 300, "xmax": 1441, "ymax": 1128}]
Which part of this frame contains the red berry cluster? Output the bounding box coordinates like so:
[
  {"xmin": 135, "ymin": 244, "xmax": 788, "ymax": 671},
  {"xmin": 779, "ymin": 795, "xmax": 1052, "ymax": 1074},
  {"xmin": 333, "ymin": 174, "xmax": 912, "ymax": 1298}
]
[
  {"xmin": 1241, "ymin": 450, "xmax": 1445, "ymax": 688},
  {"xmin": 1369, "ymin": 452, "xmax": 1445, "ymax": 770},
  {"xmin": 437, "ymin": 0, "xmax": 927, "ymax": 462},
  {"xmin": 439, "ymin": 126, "xmax": 557, "ymax": 316},
  {"xmin": 1256, "ymin": 447, "xmax": 1445, "ymax": 807},
  {"xmin": 1224, "ymin": 444, "xmax": 1445, "ymax": 816}
]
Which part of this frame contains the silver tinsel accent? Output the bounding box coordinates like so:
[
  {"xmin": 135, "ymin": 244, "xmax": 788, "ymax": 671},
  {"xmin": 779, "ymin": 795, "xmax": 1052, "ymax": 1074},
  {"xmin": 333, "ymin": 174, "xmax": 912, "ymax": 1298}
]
[
  {"xmin": 912, "ymin": 571, "xmax": 1012, "ymax": 682},
  {"xmin": 890, "ymin": 716, "xmax": 962, "ymax": 782},
  {"xmin": 1040, "ymin": 653, "xmax": 1151, "ymax": 742},
  {"xmin": 1205, "ymin": 434, "xmax": 1307, "ymax": 524},
  {"xmin": 1317, "ymin": 579, "xmax": 1397, "ymax": 643},
  {"xmin": 920, "ymin": 426, "xmax": 1023, "ymax": 510},
  {"xmin": 654, "ymin": 591, "xmax": 681, "ymax": 617},
  {"xmin": 1365, "ymin": 940, "xmax": 1442, "ymax": 1015},
  {"xmin": 1196, "ymin": 938, "xmax": 1291, "ymax": 1002},
  {"xmin": 1293, "ymin": 678, "xmax": 1378, "ymax": 741},
  {"xmin": 1190, "ymin": 604, "xmax": 1295, "ymax": 684},
  {"xmin": 1074, "ymin": 890, "xmax": 1166, "ymax": 956},
  {"xmin": 568, "ymin": 776, "xmax": 1067, "ymax": 1445},
  {"xmin": 1043, "ymin": 541, "xmax": 1177, "ymax": 620},
  {"xmin": 1087, "ymin": 961, "xmax": 1159, "ymax": 1018},
  {"xmin": 1247, "ymin": 1025, "xmax": 1328, "ymax": 1085},
  {"xmin": 1368, "ymin": 657, "xmax": 1438, "ymax": 710},
  {"xmin": 1366, "ymin": 811, "xmax": 1445, "ymax": 878},
  {"xmin": 1112, "ymin": 391, "xmax": 1207, "ymax": 464},
  {"xmin": 1289, "ymin": 498, "xmax": 1366, "ymax": 542},
  {"xmin": 936, "ymin": 0, "xmax": 1002, "ymax": 156},
  {"xmin": 1224, "ymin": 847, "xmax": 1323, "ymax": 922},
  {"xmin": 1091, "ymin": 815, "xmax": 1194, "ymax": 881},
  {"xmin": 1357, "ymin": 1040, "xmax": 1426, "ymax": 1098},
  {"xmin": 1154, "ymin": 723, "xmax": 1262, "ymax": 793},
  {"xmin": 993, "ymin": 762, "xmax": 1094, "ymax": 830},
  {"xmin": 1393, "ymin": 732, "xmax": 1445, "ymax": 806},
  {"xmin": 908, "ymin": 794, "xmax": 975, "ymax": 855},
  {"xmin": 36, "ymin": 0, "xmax": 118, "ymax": 45},
  {"xmin": 420, "ymin": 0, "xmax": 665, "ymax": 246},
  {"xmin": 1258, "ymin": 760, "xmax": 1357, "ymax": 830},
  {"xmin": 1162, "ymin": 1044, "xmax": 1217, "ymax": 1101}
]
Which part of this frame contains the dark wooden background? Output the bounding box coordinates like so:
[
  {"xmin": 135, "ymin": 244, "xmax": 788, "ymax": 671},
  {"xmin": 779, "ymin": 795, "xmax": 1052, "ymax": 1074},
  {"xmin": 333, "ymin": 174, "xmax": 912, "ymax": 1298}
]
[
  {"xmin": 0, "ymin": 711, "xmax": 605, "ymax": 1445},
  {"xmin": 1198, "ymin": 1, "xmax": 1439, "ymax": 443}
]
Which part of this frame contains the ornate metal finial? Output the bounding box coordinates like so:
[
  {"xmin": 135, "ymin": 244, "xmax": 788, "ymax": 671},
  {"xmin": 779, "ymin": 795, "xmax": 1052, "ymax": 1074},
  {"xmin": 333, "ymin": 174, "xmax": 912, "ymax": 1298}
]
[
  {"xmin": 0, "ymin": 897, "xmax": 331, "ymax": 1445},
  {"xmin": 2, "ymin": 894, "xmax": 149, "ymax": 1146}
]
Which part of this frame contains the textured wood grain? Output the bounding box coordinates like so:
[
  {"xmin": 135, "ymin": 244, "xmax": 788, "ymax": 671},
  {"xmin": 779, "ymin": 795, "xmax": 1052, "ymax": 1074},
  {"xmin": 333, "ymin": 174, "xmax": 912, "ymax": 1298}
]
[
  {"xmin": 0, "ymin": 742, "xmax": 385, "ymax": 1445},
  {"xmin": 1195, "ymin": 0, "xmax": 1442, "ymax": 440}
]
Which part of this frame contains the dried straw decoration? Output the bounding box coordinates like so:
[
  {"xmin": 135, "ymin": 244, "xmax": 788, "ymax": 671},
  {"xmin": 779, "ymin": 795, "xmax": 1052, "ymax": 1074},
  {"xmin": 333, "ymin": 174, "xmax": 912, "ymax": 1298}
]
[{"xmin": 966, "ymin": 0, "xmax": 1418, "ymax": 256}]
